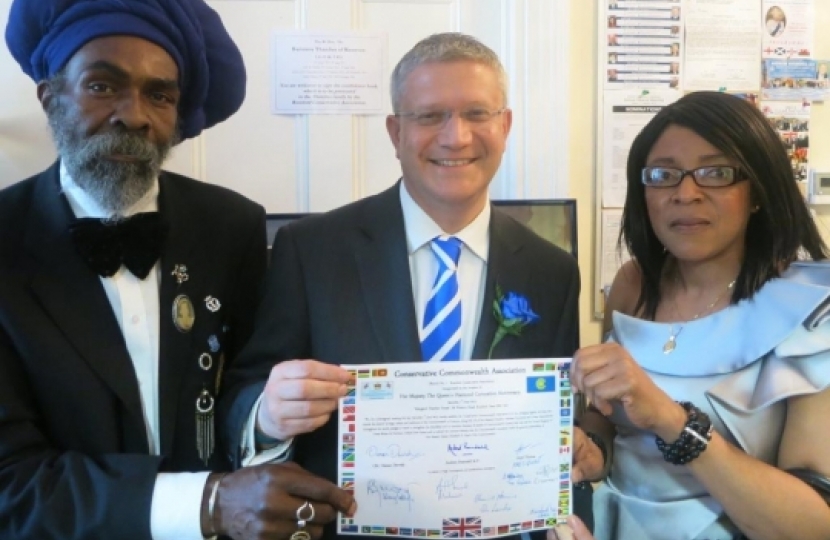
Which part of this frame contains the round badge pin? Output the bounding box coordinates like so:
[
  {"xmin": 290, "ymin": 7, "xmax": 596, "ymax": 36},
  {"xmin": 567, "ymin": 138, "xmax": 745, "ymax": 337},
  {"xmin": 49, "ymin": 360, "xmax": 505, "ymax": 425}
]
[
  {"xmin": 172, "ymin": 294, "xmax": 196, "ymax": 333},
  {"xmin": 198, "ymin": 353, "xmax": 213, "ymax": 371}
]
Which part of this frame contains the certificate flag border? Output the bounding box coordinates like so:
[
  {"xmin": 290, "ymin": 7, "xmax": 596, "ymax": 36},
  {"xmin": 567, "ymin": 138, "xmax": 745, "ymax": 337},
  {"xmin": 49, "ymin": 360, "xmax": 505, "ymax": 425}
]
[{"xmin": 337, "ymin": 360, "xmax": 573, "ymax": 537}]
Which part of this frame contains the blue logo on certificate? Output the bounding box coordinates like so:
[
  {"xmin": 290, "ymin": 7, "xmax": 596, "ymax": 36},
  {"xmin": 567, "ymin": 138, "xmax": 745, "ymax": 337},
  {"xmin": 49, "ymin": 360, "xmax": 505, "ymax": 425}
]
[
  {"xmin": 360, "ymin": 380, "xmax": 394, "ymax": 399},
  {"xmin": 526, "ymin": 375, "xmax": 556, "ymax": 393}
]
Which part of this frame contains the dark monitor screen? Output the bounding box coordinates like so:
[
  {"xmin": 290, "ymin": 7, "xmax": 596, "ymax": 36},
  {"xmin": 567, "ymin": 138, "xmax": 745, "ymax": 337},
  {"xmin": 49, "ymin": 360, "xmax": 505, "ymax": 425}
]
[
  {"xmin": 492, "ymin": 199, "xmax": 577, "ymax": 259},
  {"xmin": 266, "ymin": 213, "xmax": 310, "ymax": 247},
  {"xmin": 266, "ymin": 199, "xmax": 577, "ymax": 258}
]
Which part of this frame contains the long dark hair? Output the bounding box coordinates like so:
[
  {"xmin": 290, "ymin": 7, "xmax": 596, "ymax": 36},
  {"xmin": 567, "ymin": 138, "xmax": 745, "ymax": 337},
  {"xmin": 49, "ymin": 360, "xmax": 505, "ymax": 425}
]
[{"xmin": 621, "ymin": 91, "xmax": 827, "ymax": 319}]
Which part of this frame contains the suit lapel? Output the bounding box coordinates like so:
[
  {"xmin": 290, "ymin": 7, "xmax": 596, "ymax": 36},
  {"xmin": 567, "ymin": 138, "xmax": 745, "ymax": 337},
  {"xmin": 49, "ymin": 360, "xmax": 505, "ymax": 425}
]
[
  {"xmin": 353, "ymin": 185, "xmax": 422, "ymax": 362},
  {"xmin": 471, "ymin": 208, "xmax": 532, "ymax": 359},
  {"xmin": 25, "ymin": 165, "xmax": 147, "ymax": 438},
  {"xmin": 156, "ymin": 173, "xmax": 198, "ymax": 456}
]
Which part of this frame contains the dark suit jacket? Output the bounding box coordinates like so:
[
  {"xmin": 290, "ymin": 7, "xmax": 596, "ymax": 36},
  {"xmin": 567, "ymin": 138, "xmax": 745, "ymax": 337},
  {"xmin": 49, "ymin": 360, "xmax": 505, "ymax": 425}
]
[
  {"xmin": 222, "ymin": 183, "xmax": 588, "ymax": 539},
  {"xmin": 0, "ymin": 163, "xmax": 267, "ymax": 540}
]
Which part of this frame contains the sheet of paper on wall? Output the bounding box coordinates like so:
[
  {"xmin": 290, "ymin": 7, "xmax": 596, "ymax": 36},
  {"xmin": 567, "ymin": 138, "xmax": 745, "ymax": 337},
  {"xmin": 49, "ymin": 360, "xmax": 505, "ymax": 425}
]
[
  {"xmin": 271, "ymin": 31, "xmax": 386, "ymax": 114},
  {"xmin": 605, "ymin": 0, "xmax": 684, "ymax": 90},
  {"xmin": 761, "ymin": 0, "xmax": 814, "ymax": 59},
  {"xmin": 761, "ymin": 100, "xmax": 811, "ymax": 183},
  {"xmin": 601, "ymin": 88, "xmax": 682, "ymax": 208},
  {"xmin": 682, "ymin": 0, "xmax": 761, "ymax": 92},
  {"xmin": 762, "ymin": 59, "xmax": 830, "ymax": 101},
  {"xmin": 336, "ymin": 360, "xmax": 574, "ymax": 538}
]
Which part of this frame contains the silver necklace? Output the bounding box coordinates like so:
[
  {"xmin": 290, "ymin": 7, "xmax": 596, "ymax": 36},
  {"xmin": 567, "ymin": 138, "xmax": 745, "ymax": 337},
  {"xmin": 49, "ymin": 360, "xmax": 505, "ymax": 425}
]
[{"xmin": 663, "ymin": 279, "xmax": 736, "ymax": 354}]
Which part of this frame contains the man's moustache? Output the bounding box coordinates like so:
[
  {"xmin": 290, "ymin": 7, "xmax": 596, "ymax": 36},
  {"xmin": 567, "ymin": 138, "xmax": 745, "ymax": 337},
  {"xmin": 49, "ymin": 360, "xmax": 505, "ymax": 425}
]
[{"xmin": 81, "ymin": 132, "xmax": 161, "ymax": 163}]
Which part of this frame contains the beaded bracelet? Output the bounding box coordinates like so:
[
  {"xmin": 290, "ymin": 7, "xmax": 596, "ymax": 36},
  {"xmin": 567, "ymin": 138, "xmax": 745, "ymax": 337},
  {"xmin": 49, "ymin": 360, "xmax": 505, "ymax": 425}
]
[{"xmin": 655, "ymin": 401, "xmax": 713, "ymax": 465}]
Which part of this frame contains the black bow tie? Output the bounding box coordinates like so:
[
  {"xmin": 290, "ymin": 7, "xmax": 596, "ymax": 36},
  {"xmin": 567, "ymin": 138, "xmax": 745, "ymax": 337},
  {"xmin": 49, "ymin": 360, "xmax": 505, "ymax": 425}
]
[{"xmin": 69, "ymin": 212, "xmax": 169, "ymax": 279}]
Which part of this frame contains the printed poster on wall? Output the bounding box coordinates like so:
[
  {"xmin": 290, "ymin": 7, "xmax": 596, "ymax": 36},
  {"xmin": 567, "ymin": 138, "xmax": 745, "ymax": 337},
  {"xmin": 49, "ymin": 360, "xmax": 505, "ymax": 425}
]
[
  {"xmin": 761, "ymin": 0, "xmax": 814, "ymax": 59},
  {"xmin": 602, "ymin": 88, "xmax": 682, "ymax": 208},
  {"xmin": 762, "ymin": 58, "xmax": 830, "ymax": 101},
  {"xmin": 271, "ymin": 31, "xmax": 386, "ymax": 114},
  {"xmin": 605, "ymin": 0, "xmax": 683, "ymax": 89},
  {"xmin": 682, "ymin": 0, "xmax": 762, "ymax": 92}
]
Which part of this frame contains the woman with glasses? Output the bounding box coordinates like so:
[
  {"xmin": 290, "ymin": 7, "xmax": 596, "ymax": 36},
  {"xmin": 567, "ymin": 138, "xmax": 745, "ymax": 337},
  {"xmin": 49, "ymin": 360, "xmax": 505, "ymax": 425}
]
[{"xmin": 576, "ymin": 91, "xmax": 830, "ymax": 540}]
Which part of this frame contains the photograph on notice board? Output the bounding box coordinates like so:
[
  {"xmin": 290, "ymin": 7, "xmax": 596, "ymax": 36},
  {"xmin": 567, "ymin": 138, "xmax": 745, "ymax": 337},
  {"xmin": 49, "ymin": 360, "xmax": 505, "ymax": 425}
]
[{"xmin": 761, "ymin": 100, "xmax": 810, "ymax": 183}]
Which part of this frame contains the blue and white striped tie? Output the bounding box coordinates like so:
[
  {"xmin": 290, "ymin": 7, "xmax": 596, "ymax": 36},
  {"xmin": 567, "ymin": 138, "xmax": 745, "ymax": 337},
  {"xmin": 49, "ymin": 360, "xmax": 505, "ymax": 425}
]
[{"xmin": 421, "ymin": 236, "xmax": 462, "ymax": 362}]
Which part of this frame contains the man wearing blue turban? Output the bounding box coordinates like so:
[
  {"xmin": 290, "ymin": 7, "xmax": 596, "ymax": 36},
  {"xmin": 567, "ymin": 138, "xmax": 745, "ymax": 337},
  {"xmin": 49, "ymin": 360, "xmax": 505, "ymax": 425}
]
[{"xmin": 0, "ymin": 1, "xmax": 354, "ymax": 539}]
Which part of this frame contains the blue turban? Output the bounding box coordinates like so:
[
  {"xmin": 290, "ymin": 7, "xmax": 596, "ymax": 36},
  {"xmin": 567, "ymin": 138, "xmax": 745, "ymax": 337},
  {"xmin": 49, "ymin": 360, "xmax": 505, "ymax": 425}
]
[{"xmin": 5, "ymin": 0, "xmax": 246, "ymax": 139}]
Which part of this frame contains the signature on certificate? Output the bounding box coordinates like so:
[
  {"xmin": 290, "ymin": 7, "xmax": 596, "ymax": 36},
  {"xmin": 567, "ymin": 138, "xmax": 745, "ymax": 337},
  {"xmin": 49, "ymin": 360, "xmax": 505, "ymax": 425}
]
[
  {"xmin": 447, "ymin": 442, "xmax": 490, "ymax": 456},
  {"xmin": 475, "ymin": 490, "xmax": 517, "ymax": 514},
  {"xmin": 515, "ymin": 442, "xmax": 540, "ymax": 454},
  {"xmin": 502, "ymin": 472, "xmax": 531, "ymax": 485},
  {"xmin": 435, "ymin": 474, "xmax": 469, "ymax": 500},
  {"xmin": 530, "ymin": 504, "xmax": 558, "ymax": 518},
  {"xmin": 366, "ymin": 480, "xmax": 416, "ymax": 510},
  {"xmin": 367, "ymin": 444, "xmax": 424, "ymax": 461}
]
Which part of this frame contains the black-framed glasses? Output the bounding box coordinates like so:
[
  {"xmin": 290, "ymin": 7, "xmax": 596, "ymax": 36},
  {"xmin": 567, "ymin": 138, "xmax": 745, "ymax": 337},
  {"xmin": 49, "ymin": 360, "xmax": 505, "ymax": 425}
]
[
  {"xmin": 395, "ymin": 107, "xmax": 506, "ymax": 128},
  {"xmin": 641, "ymin": 166, "xmax": 746, "ymax": 188}
]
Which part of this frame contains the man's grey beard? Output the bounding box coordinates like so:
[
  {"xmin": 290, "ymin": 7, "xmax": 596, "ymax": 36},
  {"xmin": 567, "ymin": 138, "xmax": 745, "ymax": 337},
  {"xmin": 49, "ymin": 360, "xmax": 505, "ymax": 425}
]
[{"xmin": 46, "ymin": 98, "xmax": 178, "ymax": 214}]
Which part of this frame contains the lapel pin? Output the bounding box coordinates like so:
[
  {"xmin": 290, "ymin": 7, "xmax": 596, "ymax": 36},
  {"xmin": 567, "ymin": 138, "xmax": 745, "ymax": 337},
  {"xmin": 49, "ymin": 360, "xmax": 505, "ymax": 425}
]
[
  {"xmin": 208, "ymin": 335, "xmax": 220, "ymax": 353},
  {"xmin": 172, "ymin": 264, "xmax": 189, "ymax": 285},
  {"xmin": 204, "ymin": 296, "xmax": 221, "ymax": 312},
  {"xmin": 173, "ymin": 294, "xmax": 195, "ymax": 333},
  {"xmin": 198, "ymin": 352, "xmax": 213, "ymax": 371}
]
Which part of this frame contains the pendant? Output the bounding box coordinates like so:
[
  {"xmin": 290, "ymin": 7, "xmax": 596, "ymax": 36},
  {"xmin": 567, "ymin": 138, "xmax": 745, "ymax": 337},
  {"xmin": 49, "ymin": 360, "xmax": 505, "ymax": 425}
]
[
  {"xmin": 196, "ymin": 389, "xmax": 215, "ymax": 465},
  {"xmin": 663, "ymin": 334, "xmax": 676, "ymax": 354}
]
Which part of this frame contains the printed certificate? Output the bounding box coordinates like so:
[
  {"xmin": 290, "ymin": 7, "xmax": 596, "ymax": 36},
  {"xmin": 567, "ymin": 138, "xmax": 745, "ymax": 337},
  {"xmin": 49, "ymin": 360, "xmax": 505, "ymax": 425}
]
[{"xmin": 337, "ymin": 359, "xmax": 574, "ymax": 538}]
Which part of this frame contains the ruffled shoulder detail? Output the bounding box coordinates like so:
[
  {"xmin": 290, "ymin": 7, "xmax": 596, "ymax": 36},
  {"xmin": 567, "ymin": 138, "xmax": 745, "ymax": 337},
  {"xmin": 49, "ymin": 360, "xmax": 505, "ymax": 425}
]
[
  {"xmin": 707, "ymin": 263, "xmax": 830, "ymax": 412},
  {"xmin": 612, "ymin": 262, "xmax": 830, "ymax": 378},
  {"xmin": 664, "ymin": 262, "xmax": 830, "ymax": 457}
]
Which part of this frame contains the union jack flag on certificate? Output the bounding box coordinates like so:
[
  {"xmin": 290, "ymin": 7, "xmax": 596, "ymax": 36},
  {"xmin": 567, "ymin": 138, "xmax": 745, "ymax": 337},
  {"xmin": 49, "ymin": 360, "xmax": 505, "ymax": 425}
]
[{"xmin": 442, "ymin": 517, "xmax": 482, "ymax": 538}]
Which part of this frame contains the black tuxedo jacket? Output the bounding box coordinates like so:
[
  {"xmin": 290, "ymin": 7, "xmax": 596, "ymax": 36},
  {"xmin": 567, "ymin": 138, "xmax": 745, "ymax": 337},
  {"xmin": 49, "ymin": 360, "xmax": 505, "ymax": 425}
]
[
  {"xmin": 222, "ymin": 183, "xmax": 587, "ymax": 539},
  {"xmin": 0, "ymin": 163, "xmax": 266, "ymax": 540}
]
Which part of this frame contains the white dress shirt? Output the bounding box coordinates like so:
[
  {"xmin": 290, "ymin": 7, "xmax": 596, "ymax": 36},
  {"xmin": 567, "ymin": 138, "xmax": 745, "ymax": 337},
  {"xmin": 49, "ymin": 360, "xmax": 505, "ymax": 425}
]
[
  {"xmin": 399, "ymin": 182, "xmax": 490, "ymax": 360},
  {"xmin": 60, "ymin": 165, "xmax": 281, "ymax": 540}
]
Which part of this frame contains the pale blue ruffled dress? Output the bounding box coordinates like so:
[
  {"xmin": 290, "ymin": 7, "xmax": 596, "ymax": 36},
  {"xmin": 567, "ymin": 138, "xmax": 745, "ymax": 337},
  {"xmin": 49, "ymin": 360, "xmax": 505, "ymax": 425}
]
[{"xmin": 593, "ymin": 262, "xmax": 830, "ymax": 540}]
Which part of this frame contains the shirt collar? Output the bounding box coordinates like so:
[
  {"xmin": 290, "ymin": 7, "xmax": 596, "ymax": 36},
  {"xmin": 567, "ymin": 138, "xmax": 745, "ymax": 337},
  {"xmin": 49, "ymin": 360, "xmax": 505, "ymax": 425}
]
[
  {"xmin": 399, "ymin": 180, "xmax": 490, "ymax": 262},
  {"xmin": 59, "ymin": 161, "xmax": 160, "ymax": 219}
]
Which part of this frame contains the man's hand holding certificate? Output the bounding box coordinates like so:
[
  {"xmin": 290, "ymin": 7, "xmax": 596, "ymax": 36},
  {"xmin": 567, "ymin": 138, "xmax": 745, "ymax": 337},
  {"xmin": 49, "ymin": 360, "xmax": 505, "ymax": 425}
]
[{"xmin": 337, "ymin": 359, "xmax": 574, "ymax": 538}]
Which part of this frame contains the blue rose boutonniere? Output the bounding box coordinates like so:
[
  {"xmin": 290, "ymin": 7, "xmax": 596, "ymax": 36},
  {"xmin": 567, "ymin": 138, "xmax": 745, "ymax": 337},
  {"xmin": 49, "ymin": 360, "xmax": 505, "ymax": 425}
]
[{"xmin": 488, "ymin": 285, "xmax": 540, "ymax": 358}]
